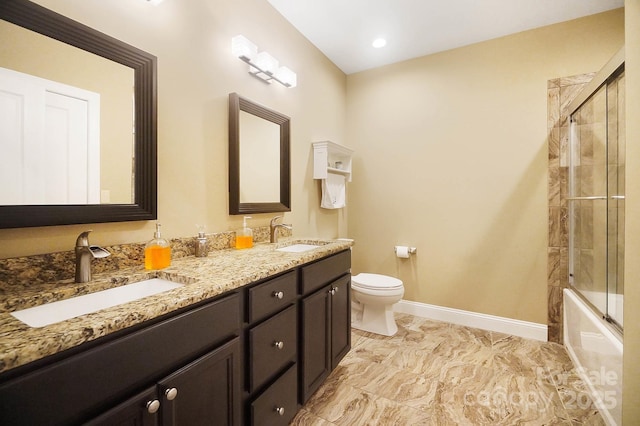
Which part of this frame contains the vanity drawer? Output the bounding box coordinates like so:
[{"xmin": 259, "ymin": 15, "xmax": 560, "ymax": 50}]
[
  {"xmin": 249, "ymin": 304, "xmax": 297, "ymax": 392},
  {"xmin": 250, "ymin": 364, "xmax": 297, "ymax": 426},
  {"xmin": 248, "ymin": 271, "xmax": 297, "ymax": 323},
  {"xmin": 300, "ymin": 249, "xmax": 351, "ymax": 295}
]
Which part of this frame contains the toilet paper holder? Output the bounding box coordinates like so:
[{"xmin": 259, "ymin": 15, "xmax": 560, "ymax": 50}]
[{"xmin": 394, "ymin": 246, "xmax": 417, "ymax": 255}]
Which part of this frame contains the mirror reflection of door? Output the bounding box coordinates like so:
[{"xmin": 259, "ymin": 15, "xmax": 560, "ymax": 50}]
[
  {"xmin": 0, "ymin": 67, "xmax": 100, "ymax": 204},
  {"xmin": 0, "ymin": 17, "xmax": 135, "ymax": 206}
]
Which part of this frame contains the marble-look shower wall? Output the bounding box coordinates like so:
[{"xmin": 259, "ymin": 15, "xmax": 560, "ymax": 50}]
[{"xmin": 547, "ymin": 73, "xmax": 595, "ymax": 343}]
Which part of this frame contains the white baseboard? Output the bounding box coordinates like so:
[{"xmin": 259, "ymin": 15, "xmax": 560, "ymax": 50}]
[{"xmin": 394, "ymin": 300, "xmax": 548, "ymax": 342}]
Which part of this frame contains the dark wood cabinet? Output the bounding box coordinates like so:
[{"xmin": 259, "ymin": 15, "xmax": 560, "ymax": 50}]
[
  {"xmin": 330, "ymin": 274, "xmax": 351, "ymax": 368},
  {"xmin": 301, "ymin": 282, "xmax": 331, "ymax": 401},
  {"xmin": 245, "ymin": 272, "xmax": 299, "ymax": 426},
  {"xmin": 0, "ymin": 249, "xmax": 352, "ymax": 425},
  {"xmin": 87, "ymin": 338, "xmax": 241, "ymax": 426},
  {"xmin": 300, "ymin": 251, "xmax": 351, "ymax": 403},
  {"xmin": 0, "ymin": 293, "xmax": 241, "ymax": 426},
  {"xmin": 158, "ymin": 338, "xmax": 241, "ymax": 426},
  {"xmin": 86, "ymin": 386, "xmax": 160, "ymax": 426},
  {"xmin": 247, "ymin": 270, "xmax": 297, "ymax": 323},
  {"xmin": 248, "ymin": 305, "xmax": 297, "ymax": 392},
  {"xmin": 250, "ymin": 364, "xmax": 298, "ymax": 426},
  {"xmin": 300, "ymin": 249, "xmax": 351, "ymax": 295}
]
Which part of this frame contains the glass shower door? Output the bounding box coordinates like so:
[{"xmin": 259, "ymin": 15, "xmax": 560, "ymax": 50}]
[
  {"xmin": 606, "ymin": 71, "xmax": 625, "ymax": 327},
  {"xmin": 568, "ymin": 68, "xmax": 625, "ymax": 329},
  {"xmin": 569, "ymin": 85, "xmax": 608, "ymax": 316}
]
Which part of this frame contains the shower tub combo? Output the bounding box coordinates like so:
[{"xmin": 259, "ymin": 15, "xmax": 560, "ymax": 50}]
[{"xmin": 564, "ymin": 47, "xmax": 624, "ymax": 426}]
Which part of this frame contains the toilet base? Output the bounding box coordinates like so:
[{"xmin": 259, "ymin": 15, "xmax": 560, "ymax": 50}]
[{"xmin": 351, "ymin": 301, "xmax": 398, "ymax": 336}]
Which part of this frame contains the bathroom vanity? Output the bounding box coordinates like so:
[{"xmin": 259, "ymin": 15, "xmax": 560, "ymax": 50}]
[{"xmin": 0, "ymin": 241, "xmax": 352, "ymax": 425}]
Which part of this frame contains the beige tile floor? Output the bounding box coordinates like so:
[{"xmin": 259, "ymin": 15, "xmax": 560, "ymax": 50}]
[{"xmin": 290, "ymin": 314, "xmax": 604, "ymax": 425}]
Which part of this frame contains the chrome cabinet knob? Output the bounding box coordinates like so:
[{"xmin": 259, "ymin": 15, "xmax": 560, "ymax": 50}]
[
  {"xmin": 272, "ymin": 291, "xmax": 284, "ymax": 299},
  {"xmin": 273, "ymin": 341, "xmax": 284, "ymax": 350},
  {"xmin": 146, "ymin": 399, "xmax": 160, "ymax": 414},
  {"xmin": 165, "ymin": 387, "xmax": 178, "ymax": 401},
  {"xmin": 275, "ymin": 406, "xmax": 285, "ymax": 416}
]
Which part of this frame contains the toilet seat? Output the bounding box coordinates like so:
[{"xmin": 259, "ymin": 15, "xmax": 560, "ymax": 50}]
[{"xmin": 352, "ymin": 273, "xmax": 403, "ymax": 291}]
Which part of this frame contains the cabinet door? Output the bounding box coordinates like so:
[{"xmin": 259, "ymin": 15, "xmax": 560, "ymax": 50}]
[
  {"xmin": 300, "ymin": 285, "xmax": 331, "ymax": 403},
  {"xmin": 159, "ymin": 338, "xmax": 241, "ymax": 426},
  {"xmin": 85, "ymin": 387, "xmax": 159, "ymax": 426},
  {"xmin": 330, "ymin": 274, "xmax": 351, "ymax": 369}
]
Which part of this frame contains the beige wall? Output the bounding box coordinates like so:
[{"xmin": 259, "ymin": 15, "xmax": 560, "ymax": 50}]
[
  {"xmin": 346, "ymin": 9, "xmax": 624, "ymax": 324},
  {"xmin": 623, "ymin": 0, "xmax": 640, "ymax": 421},
  {"xmin": 0, "ymin": 0, "xmax": 347, "ymax": 258}
]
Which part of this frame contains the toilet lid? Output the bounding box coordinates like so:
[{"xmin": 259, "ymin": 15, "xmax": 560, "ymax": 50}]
[{"xmin": 352, "ymin": 273, "xmax": 403, "ymax": 290}]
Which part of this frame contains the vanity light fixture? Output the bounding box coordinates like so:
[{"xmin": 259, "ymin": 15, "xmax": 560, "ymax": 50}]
[{"xmin": 231, "ymin": 35, "xmax": 297, "ymax": 88}]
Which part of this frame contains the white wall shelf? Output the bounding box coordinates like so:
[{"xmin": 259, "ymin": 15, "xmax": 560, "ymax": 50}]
[{"xmin": 312, "ymin": 141, "xmax": 354, "ymax": 182}]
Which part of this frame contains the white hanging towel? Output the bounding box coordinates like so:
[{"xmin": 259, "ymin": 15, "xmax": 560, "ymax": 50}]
[{"xmin": 321, "ymin": 173, "xmax": 346, "ymax": 209}]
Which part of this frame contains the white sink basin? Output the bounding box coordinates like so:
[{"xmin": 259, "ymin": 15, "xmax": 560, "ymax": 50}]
[
  {"xmin": 11, "ymin": 278, "xmax": 183, "ymax": 328},
  {"xmin": 276, "ymin": 243, "xmax": 321, "ymax": 253}
]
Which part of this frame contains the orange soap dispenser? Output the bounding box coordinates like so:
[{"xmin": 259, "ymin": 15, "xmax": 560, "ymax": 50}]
[
  {"xmin": 145, "ymin": 223, "xmax": 171, "ymax": 269},
  {"xmin": 235, "ymin": 216, "xmax": 253, "ymax": 249}
]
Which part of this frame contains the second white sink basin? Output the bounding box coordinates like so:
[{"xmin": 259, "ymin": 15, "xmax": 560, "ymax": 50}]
[
  {"xmin": 276, "ymin": 243, "xmax": 322, "ymax": 253},
  {"xmin": 11, "ymin": 278, "xmax": 183, "ymax": 328}
]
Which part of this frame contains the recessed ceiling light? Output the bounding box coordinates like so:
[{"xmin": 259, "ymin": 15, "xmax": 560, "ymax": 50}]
[{"xmin": 372, "ymin": 38, "xmax": 387, "ymax": 48}]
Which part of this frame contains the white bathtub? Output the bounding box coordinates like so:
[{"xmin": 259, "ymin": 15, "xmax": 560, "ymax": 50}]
[{"xmin": 563, "ymin": 288, "xmax": 623, "ymax": 426}]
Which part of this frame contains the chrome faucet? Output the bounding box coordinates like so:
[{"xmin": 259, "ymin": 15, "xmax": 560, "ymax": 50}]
[
  {"xmin": 270, "ymin": 216, "xmax": 292, "ymax": 243},
  {"xmin": 75, "ymin": 231, "xmax": 111, "ymax": 283}
]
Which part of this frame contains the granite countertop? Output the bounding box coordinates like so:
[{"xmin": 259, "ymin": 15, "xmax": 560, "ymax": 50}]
[{"xmin": 0, "ymin": 238, "xmax": 353, "ymax": 374}]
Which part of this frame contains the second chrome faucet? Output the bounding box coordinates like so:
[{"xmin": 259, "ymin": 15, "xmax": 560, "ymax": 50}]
[{"xmin": 270, "ymin": 216, "xmax": 292, "ymax": 243}]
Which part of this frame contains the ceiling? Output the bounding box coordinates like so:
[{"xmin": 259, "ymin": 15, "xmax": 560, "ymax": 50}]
[{"xmin": 267, "ymin": 0, "xmax": 624, "ymax": 74}]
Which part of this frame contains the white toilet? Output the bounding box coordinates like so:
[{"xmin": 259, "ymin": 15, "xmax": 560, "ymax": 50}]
[{"xmin": 351, "ymin": 273, "xmax": 404, "ymax": 336}]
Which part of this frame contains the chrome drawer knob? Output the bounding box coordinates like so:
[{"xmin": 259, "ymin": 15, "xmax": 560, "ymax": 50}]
[
  {"xmin": 275, "ymin": 406, "xmax": 285, "ymax": 416},
  {"xmin": 146, "ymin": 399, "xmax": 160, "ymax": 414},
  {"xmin": 165, "ymin": 387, "xmax": 178, "ymax": 401},
  {"xmin": 273, "ymin": 341, "xmax": 284, "ymax": 350},
  {"xmin": 272, "ymin": 291, "xmax": 284, "ymax": 299}
]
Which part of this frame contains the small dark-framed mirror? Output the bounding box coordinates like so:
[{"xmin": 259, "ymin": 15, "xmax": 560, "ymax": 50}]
[
  {"xmin": 228, "ymin": 93, "xmax": 291, "ymax": 214},
  {"xmin": 0, "ymin": 0, "xmax": 157, "ymax": 229}
]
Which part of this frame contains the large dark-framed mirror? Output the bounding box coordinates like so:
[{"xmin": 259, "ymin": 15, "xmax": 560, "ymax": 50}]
[
  {"xmin": 229, "ymin": 93, "xmax": 291, "ymax": 214},
  {"xmin": 0, "ymin": 0, "xmax": 157, "ymax": 229}
]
